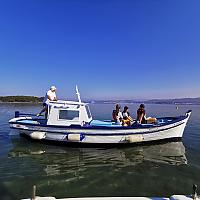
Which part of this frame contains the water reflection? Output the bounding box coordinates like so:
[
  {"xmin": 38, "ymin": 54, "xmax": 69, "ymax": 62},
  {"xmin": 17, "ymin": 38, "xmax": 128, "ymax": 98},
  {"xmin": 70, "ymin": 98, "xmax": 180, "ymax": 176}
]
[
  {"xmin": 9, "ymin": 138, "xmax": 187, "ymax": 177},
  {"xmin": 1, "ymin": 103, "xmax": 199, "ymax": 198}
]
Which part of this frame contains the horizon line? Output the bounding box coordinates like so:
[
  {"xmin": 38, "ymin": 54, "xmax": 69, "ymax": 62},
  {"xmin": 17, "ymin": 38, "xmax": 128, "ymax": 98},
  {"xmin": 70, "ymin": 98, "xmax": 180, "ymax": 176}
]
[{"xmin": 0, "ymin": 95, "xmax": 200, "ymax": 101}]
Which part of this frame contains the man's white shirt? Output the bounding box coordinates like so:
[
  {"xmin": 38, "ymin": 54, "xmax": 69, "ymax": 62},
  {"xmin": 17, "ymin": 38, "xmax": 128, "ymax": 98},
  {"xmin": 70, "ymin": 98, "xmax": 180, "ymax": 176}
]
[{"xmin": 43, "ymin": 90, "xmax": 57, "ymax": 104}]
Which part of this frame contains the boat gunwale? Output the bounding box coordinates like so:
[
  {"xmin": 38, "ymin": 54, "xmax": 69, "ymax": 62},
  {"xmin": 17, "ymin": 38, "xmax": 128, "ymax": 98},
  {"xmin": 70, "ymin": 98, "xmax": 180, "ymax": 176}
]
[{"xmin": 9, "ymin": 114, "xmax": 189, "ymax": 130}]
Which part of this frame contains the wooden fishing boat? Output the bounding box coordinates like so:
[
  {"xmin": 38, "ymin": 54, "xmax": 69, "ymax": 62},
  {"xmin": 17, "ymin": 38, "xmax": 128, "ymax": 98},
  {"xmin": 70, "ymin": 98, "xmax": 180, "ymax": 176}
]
[{"xmin": 9, "ymin": 88, "xmax": 191, "ymax": 145}]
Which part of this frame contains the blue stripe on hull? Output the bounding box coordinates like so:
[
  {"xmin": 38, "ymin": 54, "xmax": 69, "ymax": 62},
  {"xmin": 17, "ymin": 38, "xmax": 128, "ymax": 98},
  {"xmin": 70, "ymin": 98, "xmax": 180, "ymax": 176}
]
[{"xmin": 9, "ymin": 115, "xmax": 187, "ymax": 130}]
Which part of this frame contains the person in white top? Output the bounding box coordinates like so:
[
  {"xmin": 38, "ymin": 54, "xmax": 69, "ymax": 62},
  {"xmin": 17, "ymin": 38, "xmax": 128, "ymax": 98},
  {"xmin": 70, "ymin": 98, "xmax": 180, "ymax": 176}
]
[
  {"xmin": 116, "ymin": 111, "xmax": 123, "ymax": 124},
  {"xmin": 122, "ymin": 106, "xmax": 134, "ymax": 126},
  {"xmin": 43, "ymin": 86, "xmax": 57, "ymax": 104},
  {"xmin": 112, "ymin": 104, "xmax": 124, "ymax": 125},
  {"xmin": 37, "ymin": 86, "xmax": 57, "ymax": 118}
]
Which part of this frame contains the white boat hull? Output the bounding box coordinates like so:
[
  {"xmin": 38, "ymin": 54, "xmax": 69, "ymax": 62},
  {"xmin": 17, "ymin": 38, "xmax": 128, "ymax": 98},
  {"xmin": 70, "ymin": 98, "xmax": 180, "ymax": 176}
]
[{"xmin": 9, "ymin": 111, "xmax": 191, "ymax": 145}]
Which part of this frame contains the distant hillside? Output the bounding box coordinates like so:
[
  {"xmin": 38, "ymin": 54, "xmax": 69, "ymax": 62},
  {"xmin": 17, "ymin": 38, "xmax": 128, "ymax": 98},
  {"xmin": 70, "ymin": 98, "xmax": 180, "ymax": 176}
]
[
  {"xmin": 0, "ymin": 96, "xmax": 44, "ymax": 103},
  {"xmin": 145, "ymin": 97, "xmax": 200, "ymax": 105},
  {"xmin": 91, "ymin": 97, "xmax": 200, "ymax": 105},
  {"xmin": 0, "ymin": 96, "xmax": 200, "ymax": 105}
]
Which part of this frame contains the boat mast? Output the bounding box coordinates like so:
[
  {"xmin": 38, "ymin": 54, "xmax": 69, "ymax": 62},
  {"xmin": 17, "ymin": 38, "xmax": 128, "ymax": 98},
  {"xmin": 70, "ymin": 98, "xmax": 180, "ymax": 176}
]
[{"xmin": 76, "ymin": 85, "xmax": 82, "ymax": 103}]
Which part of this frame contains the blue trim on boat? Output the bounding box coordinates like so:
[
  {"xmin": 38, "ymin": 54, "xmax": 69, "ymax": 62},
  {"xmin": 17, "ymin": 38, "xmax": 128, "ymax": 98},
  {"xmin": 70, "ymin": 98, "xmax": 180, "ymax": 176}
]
[{"xmin": 9, "ymin": 115, "xmax": 187, "ymax": 130}]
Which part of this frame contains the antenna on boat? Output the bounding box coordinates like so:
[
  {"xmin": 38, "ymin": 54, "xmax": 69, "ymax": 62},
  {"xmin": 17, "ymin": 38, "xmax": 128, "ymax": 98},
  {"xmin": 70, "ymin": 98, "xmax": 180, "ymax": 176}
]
[{"xmin": 76, "ymin": 85, "xmax": 82, "ymax": 103}]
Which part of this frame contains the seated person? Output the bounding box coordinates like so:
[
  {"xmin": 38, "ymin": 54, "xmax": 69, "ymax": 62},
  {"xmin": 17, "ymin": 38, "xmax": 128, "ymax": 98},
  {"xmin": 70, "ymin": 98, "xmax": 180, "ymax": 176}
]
[
  {"xmin": 122, "ymin": 106, "xmax": 134, "ymax": 126},
  {"xmin": 112, "ymin": 104, "xmax": 124, "ymax": 125},
  {"xmin": 137, "ymin": 104, "xmax": 157, "ymax": 124}
]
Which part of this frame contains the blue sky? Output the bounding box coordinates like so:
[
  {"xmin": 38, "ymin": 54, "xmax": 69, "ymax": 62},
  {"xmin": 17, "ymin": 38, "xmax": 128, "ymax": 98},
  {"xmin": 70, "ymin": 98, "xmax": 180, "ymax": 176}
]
[{"xmin": 0, "ymin": 0, "xmax": 200, "ymax": 100}]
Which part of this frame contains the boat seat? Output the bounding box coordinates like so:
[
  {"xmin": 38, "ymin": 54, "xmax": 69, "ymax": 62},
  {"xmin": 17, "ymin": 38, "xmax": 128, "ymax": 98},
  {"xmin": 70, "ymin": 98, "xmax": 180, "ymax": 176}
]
[
  {"xmin": 18, "ymin": 120, "xmax": 40, "ymax": 124},
  {"xmin": 90, "ymin": 120, "xmax": 122, "ymax": 127}
]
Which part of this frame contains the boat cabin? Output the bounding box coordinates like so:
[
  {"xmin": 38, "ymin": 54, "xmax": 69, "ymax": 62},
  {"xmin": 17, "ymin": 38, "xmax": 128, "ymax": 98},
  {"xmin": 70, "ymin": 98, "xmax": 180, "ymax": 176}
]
[{"xmin": 47, "ymin": 100, "xmax": 92, "ymax": 126}]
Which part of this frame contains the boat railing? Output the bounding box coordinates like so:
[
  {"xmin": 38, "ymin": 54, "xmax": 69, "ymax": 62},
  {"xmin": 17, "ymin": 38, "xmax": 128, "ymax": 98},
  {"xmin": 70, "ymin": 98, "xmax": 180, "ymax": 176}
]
[
  {"xmin": 15, "ymin": 111, "xmax": 44, "ymax": 118},
  {"xmin": 49, "ymin": 100, "xmax": 87, "ymax": 106}
]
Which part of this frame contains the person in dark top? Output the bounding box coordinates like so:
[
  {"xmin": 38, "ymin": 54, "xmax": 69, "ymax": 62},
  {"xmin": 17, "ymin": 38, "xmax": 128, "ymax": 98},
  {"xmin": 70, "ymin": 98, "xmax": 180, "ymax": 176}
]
[
  {"xmin": 137, "ymin": 104, "xmax": 146, "ymax": 124},
  {"xmin": 137, "ymin": 104, "xmax": 157, "ymax": 124}
]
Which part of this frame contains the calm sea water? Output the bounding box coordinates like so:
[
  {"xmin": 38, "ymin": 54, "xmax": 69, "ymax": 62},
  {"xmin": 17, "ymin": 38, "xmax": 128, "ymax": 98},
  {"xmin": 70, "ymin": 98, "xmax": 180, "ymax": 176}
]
[{"xmin": 0, "ymin": 103, "xmax": 200, "ymax": 199}]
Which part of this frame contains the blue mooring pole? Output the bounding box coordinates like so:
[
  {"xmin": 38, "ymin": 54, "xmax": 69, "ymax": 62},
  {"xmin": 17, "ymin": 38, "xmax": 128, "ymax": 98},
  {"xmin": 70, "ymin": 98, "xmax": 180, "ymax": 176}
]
[{"xmin": 15, "ymin": 111, "xmax": 20, "ymax": 118}]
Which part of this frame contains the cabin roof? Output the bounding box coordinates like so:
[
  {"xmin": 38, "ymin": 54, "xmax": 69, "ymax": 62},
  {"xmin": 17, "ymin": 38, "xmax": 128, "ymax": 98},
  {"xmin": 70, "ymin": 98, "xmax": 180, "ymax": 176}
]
[{"xmin": 48, "ymin": 100, "xmax": 88, "ymax": 107}]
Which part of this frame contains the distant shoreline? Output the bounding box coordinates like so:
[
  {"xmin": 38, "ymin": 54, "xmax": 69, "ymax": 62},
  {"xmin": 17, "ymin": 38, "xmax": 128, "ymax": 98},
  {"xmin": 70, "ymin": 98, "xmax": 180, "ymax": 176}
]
[
  {"xmin": 0, "ymin": 95, "xmax": 200, "ymax": 105},
  {"xmin": 0, "ymin": 101, "xmax": 199, "ymax": 106},
  {"xmin": 90, "ymin": 97, "xmax": 200, "ymax": 105},
  {"xmin": 90, "ymin": 101, "xmax": 200, "ymax": 106},
  {"xmin": 0, "ymin": 102, "xmax": 42, "ymax": 104},
  {"xmin": 0, "ymin": 96, "xmax": 44, "ymax": 103}
]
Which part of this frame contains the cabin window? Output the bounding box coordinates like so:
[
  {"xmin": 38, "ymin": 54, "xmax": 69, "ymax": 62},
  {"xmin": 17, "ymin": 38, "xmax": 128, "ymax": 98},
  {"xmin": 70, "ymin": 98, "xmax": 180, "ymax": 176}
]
[
  {"xmin": 86, "ymin": 105, "xmax": 92, "ymax": 118},
  {"xmin": 59, "ymin": 110, "xmax": 79, "ymax": 120}
]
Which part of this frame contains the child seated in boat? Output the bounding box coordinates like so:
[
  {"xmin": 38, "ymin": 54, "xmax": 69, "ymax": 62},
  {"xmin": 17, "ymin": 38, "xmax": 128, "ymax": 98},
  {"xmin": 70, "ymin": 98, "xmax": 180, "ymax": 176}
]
[
  {"xmin": 137, "ymin": 104, "xmax": 157, "ymax": 124},
  {"xmin": 112, "ymin": 104, "xmax": 124, "ymax": 125},
  {"xmin": 122, "ymin": 106, "xmax": 134, "ymax": 126},
  {"xmin": 37, "ymin": 86, "xmax": 57, "ymax": 118}
]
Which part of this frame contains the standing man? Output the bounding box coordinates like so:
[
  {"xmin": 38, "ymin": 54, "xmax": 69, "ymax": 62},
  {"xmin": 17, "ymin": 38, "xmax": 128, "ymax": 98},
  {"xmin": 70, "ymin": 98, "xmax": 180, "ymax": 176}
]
[{"xmin": 37, "ymin": 86, "xmax": 57, "ymax": 118}]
